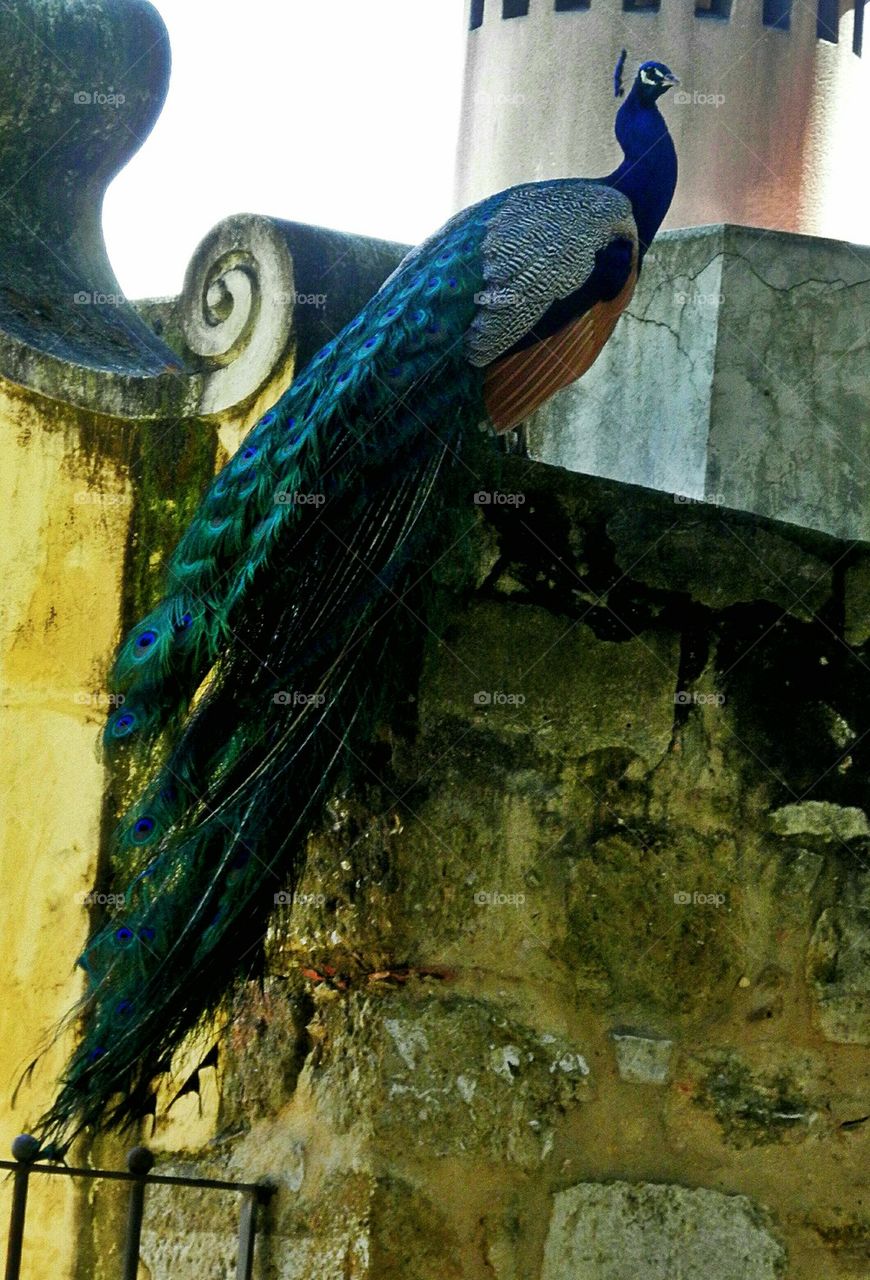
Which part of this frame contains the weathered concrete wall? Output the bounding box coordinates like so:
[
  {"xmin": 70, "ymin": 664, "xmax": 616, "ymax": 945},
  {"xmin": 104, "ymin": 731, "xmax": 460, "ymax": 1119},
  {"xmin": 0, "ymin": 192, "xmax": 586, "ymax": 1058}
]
[
  {"xmin": 107, "ymin": 453, "xmax": 870, "ymax": 1280},
  {"xmin": 526, "ymin": 224, "xmax": 870, "ymax": 544},
  {"xmin": 0, "ymin": 214, "xmax": 866, "ymax": 1276},
  {"xmin": 2, "ymin": 221, "xmax": 867, "ymax": 1275}
]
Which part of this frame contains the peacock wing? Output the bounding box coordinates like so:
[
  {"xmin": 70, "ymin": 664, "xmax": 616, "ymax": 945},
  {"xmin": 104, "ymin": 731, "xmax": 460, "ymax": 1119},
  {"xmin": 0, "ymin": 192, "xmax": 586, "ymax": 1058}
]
[{"xmin": 465, "ymin": 179, "xmax": 638, "ymax": 431}]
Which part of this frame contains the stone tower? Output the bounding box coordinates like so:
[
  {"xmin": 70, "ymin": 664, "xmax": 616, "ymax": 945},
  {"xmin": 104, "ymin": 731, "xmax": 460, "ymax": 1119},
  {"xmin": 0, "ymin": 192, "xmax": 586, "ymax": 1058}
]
[{"xmin": 456, "ymin": 0, "xmax": 868, "ymax": 243}]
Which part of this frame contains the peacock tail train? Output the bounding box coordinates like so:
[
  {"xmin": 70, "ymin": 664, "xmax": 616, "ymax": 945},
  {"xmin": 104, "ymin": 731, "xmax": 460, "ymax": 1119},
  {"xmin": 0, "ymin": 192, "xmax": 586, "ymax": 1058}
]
[
  {"xmin": 35, "ymin": 206, "xmax": 498, "ymax": 1144},
  {"xmin": 34, "ymin": 51, "xmax": 679, "ymax": 1145}
]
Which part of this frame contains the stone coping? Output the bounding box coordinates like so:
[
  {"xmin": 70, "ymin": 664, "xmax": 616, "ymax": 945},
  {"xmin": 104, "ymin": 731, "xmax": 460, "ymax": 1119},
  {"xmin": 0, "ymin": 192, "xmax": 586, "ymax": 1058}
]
[{"xmin": 526, "ymin": 223, "xmax": 870, "ymax": 544}]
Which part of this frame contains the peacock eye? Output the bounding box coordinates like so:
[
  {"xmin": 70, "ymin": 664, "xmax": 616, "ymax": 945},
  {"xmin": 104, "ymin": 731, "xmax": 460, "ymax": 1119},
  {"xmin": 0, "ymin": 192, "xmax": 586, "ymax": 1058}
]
[
  {"xmin": 136, "ymin": 630, "xmax": 157, "ymax": 651},
  {"xmin": 138, "ymin": 925, "xmax": 156, "ymax": 942},
  {"xmin": 87, "ymin": 1046, "xmax": 106, "ymax": 1061},
  {"xmin": 112, "ymin": 712, "xmax": 136, "ymax": 738},
  {"xmin": 115, "ymin": 999, "xmax": 134, "ymax": 1016},
  {"xmin": 132, "ymin": 816, "xmax": 155, "ymax": 842},
  {"xmin": 115, "ymin": 927, "xmax": 134, "ymax": 943}
]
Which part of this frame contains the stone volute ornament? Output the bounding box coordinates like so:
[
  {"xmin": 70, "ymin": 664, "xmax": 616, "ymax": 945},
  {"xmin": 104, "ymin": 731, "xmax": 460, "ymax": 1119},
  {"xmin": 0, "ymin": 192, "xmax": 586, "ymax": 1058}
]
[{"xmin": 0, "ymin": 0, "xmax": 405, "ymax": 420}]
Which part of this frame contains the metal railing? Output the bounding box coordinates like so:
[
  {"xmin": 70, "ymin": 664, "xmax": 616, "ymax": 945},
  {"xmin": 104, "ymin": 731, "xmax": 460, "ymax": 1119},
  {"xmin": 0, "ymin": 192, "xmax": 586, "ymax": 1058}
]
[{"xmin": 2, "ymin": 1134, "xmax": 274, "ymax": 1280}]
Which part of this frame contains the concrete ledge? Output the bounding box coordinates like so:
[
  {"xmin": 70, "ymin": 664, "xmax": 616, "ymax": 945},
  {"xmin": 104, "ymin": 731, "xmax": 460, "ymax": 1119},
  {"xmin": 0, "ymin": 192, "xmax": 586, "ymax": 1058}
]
[{"xmin": 526, "ymin": 224, "xmax": 870, "ymax": 544}]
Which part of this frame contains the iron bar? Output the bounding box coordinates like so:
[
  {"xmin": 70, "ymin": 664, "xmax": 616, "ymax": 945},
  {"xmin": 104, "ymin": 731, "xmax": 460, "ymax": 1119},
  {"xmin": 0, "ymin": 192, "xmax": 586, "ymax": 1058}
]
[
  {"xmin": 3, "ymin": 1135, "xmax": 40, "ymax": 1280},
  {"xmin": 120, "ymin": 1148, "xmax": 153, "ymax": 1280},
  {"xmin": 0, "ymin": 1159, "xmax": 265, "ymax": 1195},
  {"xmin": 235, "ymin": 1190, "xmax": 258, "ymax": 1280},
  {"xmin": 3, "ymin": 1166, "xmax": 30, "ymax": 1280},
  {"xmin": 1, "ymin": 1137, "xmax": 274, "ymax": 1280}
]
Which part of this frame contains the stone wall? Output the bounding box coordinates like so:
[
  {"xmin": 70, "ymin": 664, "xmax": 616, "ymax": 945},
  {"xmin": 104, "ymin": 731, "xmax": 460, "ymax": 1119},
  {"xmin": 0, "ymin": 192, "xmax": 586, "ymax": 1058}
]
[
  {"xmin": 1, "ymin": 218, "xmax": 867, "ymax": 1275},
  {"xmin": 97, "ymin": 452, "xmax": 868, "ymax": 1280}
]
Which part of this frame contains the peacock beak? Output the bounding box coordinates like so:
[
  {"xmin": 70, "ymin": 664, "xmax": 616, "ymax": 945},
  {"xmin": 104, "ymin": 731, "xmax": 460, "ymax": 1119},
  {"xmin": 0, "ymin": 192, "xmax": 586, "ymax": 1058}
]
[{"xmin": 662, "ymin": 72, "xmax": 680, "ymax": 88}]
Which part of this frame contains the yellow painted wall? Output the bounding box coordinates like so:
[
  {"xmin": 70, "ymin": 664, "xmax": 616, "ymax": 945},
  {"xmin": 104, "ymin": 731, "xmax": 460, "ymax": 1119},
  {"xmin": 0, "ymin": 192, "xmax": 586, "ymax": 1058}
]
[
  {"xmin": 0, "ymin": 384, "xmax": 133, "ymax": 1278},
  {"xmin": 0, "ymin": 362, "xmax": 284, "ymax": 1276}
]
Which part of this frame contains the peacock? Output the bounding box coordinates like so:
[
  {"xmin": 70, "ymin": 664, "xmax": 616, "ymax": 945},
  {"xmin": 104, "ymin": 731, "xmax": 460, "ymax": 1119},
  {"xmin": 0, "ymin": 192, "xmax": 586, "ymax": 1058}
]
[{"xmin": 33, "ymin": 53, "xmax": 678, "ymax": 1146}]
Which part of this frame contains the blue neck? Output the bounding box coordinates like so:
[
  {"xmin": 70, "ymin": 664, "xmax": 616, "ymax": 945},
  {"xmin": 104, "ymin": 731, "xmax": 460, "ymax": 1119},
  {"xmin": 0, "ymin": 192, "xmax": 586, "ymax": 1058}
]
[{"xmin": 603, "ymin": 82, "xmax": 677, "ymax": 259}]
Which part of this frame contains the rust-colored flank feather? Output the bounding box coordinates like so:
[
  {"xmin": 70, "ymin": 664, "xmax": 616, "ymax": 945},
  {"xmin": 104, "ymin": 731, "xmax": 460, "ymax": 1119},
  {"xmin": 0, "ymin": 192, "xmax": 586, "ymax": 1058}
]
[{"xmin": 484, "ymin": 264, "xmax": 638, "ymax": 433}]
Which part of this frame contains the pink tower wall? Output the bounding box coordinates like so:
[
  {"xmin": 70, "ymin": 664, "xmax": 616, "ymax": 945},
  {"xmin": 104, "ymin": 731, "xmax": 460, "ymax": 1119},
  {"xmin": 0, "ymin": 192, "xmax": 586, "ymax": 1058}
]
[{"xmin": 455, "ymin": 0, "xmax": 869, "ymax": 244}]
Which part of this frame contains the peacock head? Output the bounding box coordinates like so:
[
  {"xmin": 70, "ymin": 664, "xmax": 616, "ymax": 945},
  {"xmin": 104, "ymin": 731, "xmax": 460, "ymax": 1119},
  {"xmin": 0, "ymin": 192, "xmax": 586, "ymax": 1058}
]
[
  {"xmin": 615, "ymin": 51, "xmax": 679, "ymax": 105},
  {"xmin": 634, "ymin": 61, "xmax": 679, "ymax": 105}
]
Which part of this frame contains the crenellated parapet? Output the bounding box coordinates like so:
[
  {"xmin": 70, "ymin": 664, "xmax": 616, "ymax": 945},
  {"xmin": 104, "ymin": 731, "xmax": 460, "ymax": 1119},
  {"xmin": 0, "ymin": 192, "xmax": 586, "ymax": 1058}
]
[{"xmin": 458, "ymin": 0, "xmax": 869, "ymax": 243}]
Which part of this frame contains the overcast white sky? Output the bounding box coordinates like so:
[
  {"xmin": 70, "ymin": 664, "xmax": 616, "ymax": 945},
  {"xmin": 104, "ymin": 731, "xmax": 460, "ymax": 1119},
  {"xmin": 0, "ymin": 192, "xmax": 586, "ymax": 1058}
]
[{"xmin": 104, "ymin": 1, "xmax": 467, "ymax": 299}]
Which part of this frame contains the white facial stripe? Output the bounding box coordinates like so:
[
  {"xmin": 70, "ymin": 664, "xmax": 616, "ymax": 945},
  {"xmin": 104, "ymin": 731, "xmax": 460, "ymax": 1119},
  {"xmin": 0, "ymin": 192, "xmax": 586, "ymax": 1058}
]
[{"xmin": 640, "ymin": 69, "xmax": 660, "ymax": 85}]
